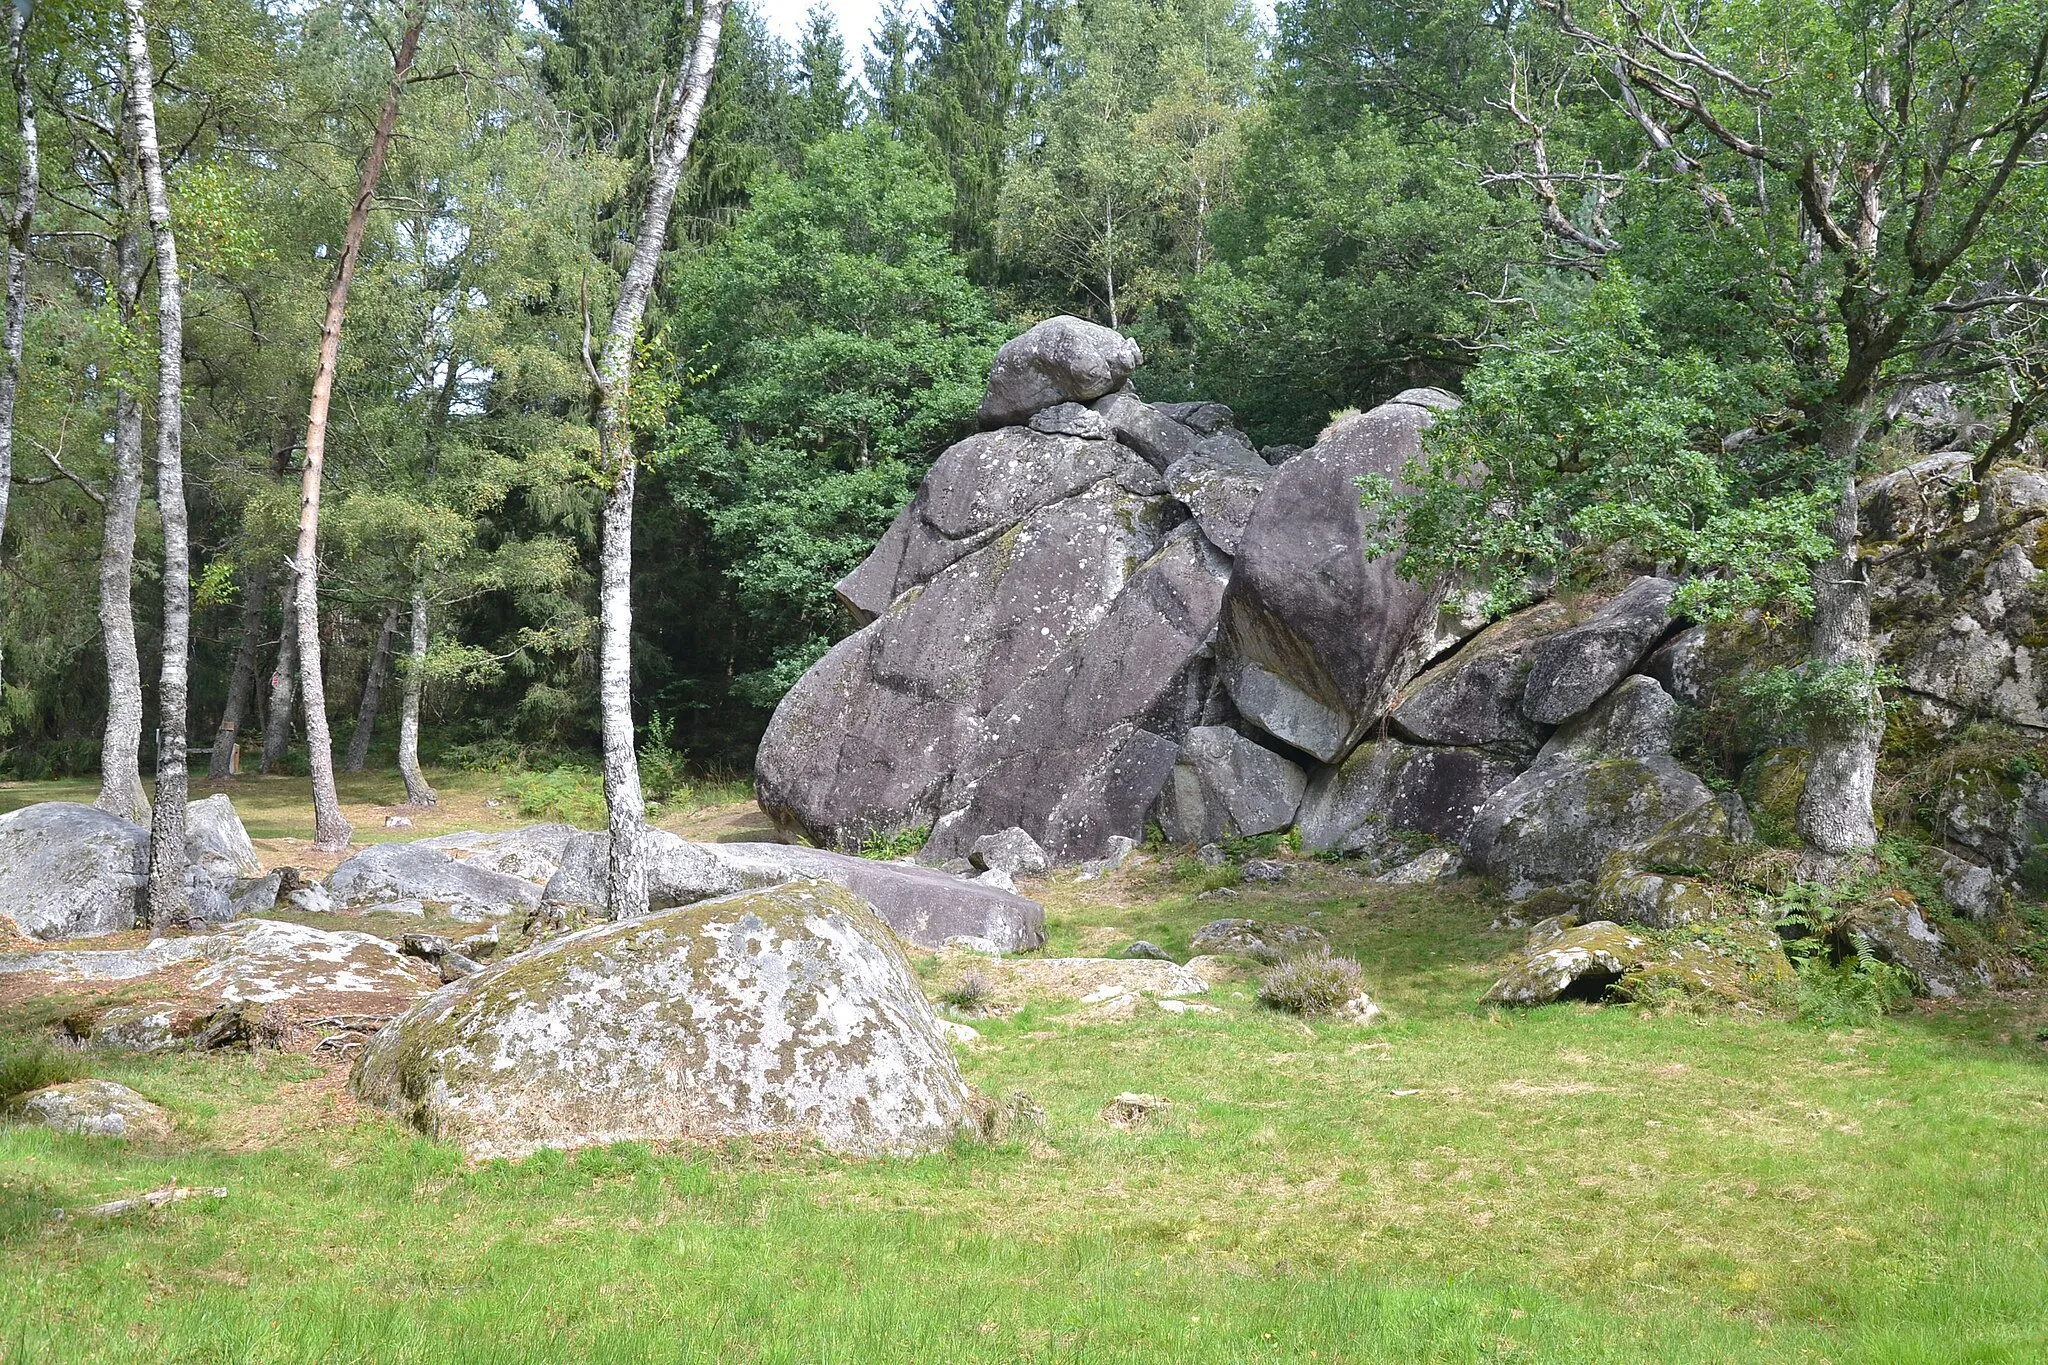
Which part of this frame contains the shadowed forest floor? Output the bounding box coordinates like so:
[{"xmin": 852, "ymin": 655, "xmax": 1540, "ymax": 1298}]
[{"xmin": 2, "ymin": 784, "xmax": 2046, "ymax": 1361}]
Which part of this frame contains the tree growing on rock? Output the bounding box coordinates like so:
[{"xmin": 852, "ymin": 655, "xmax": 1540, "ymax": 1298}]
[{"xmin": 1375, "ymin": 0, "xmax": 2048, "ymax": 878}]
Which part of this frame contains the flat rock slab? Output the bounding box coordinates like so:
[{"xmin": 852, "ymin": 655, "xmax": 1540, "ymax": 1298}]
[
  {"xmin": 418, "ymin": 825, "xmax": 580, "ymax": 885},
  {"xmin": 16, "ymin": 1079, "xmax": 173, "ymax": 1141},
  {"xmin": 1190, "ymin": 918, "xmax": 1329, "ymax": 959},
  {"xmin": 354, "ymin": 881, "xmax": 973, "ymax": 1160}
]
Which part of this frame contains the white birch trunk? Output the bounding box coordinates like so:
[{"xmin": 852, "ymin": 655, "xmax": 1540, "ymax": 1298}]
[
  {"xmin": 344, "ymin": 603, "xmax": 398, "ymax": 772},
  {"xmin": 0, "ymin": 0, "xmax": 39, "ymax": 690},
  {"xmin": 124, "ymin": 0, "xmax": 190, "ymax": 926},
  {"xmin": 398, "ymin": 584, "xmax": 436, "ymax": 806},
  {"xmin": 94, "ymin": 166, "xmax": 149, "ymax": 823},
  {"xmin": 593, "ymin": 0, "xmax": 727, "ymax": 920}
]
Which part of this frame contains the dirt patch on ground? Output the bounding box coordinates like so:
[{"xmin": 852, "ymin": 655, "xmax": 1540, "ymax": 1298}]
[
  {"xmin": 662, "ymin": 800, "xmax": 779, "ymax": 844},
  {"xmin": 212, "ymin": 1055, "xmax": 367, "ymax": 1151}
]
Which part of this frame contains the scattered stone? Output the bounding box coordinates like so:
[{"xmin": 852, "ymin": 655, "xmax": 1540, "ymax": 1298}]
[
  {"xmin": 970, "ymin": 827, "xmax": 1050, "ymax": 878},
  {"xmin": 437, "ymin": 951, "xmax": 482, "ymax": 983},
  {"xmin": 1197, "ymin": 886, "xmax": 1240, "ymax": 900},
  {"xmin": 936, "ymin": 1018, "xmax": 981, "ymax": 1044},
  {"xmin": 1240, "ymin": 859, "xmax": 1290, "ymax": 883},
  {"xmin": 979, "ymin": 315, "xmax": 1144, "ymax": 427},
  {"xmin": 1124, "ymin": 940, "xmax": 1171, "ymax": 960},
  {"xmin": 943, "ymin": 934, "xmax": 1001, "ymax": 955},
  {"xmin": 384, "ymin": 815, "xmax": 412, "ymax": 830},
  {"xmin": 1101, "ymin": 835, "xmax": 1140, "ymax": 868},
  {"xmin": 1483, "ymin": 921, "xmax": 1648, "ymax": 1005},
  {"xmin": 1374, "ymin": 848, "xmax": 1458, "ymax": 884},
  {"xmin": 973, "ymin": 867, "xmax": 1018, "ymax": 894},
  {"xmin": 1098, "ymin": 1091, "xmax": 1172, "ymax": 1130},
  {"xmin": 1156, "ymin": 998, "xmax": 1222, "ymax": 1016},
  {"xmin": 1923, "ymin": 847, "xmax": 2006, "ymax": 921},
  {"xmin": 0, "ymin": 802, "xmax": 147, "ymax": 940},
  {"xmin": 1196, "ymin": 843, "xmax": 1227, "ymax": 866},
  {"xmin": 354, "ymin": 881, "xmax": 974, "ymax": 1159},
  {"xmin": 1191, "ymin": 918, "xmax": 1328, "ymax": 959},
  {"xmin": 16, "ymin": 1079, "xmax": 172, "ymax": 1140},
  {"xmin": 228, "ymin": 870, "xmax": 289, "ymax": 919}
]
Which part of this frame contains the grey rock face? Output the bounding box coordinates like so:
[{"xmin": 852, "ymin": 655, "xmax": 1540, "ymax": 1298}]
[
  {"xmin": 0, "ymin": 802, "xmax": 147, "ymax": 939},
  {"xmin": 832, "ymin": 427, "xmax": 1137, "ymax": 625},
  {"xmin": 970, "ymin": 828, "xmax": 1050, "ymax": 877},
  {"xmin": 1534, "ymin": 675, "xmax": 1679, "ymax": 766},
  {"xmin": 1389, "ymin": 601, "xmax": 1570, "ymax": 758},
  {"xmin": 1154, "ymin": 401, "xmax": 1235, "ymax": 434},
  {"xmin": 979, "ymin": 315, "xmax": 1144, "ymax": 427},
  {"xmin": 1028, "ymin": 401, "xmax": 1112, "ymax": 439},
  {"xmin": 1518, "ymin": 578, "xmax": 1677, "ymax": 725},
  {"xmin": 1089, "ymin": 392, "xmax": 1201, "ymax": 471},
  {"xmin": 1859, "ymin": 450, "xmax": 1974, "ymax": 543},
  {"xmin": 1163, "ymin": 432, "xmax": 1268, "ymax": 556},
  {"xmin": 185, "ymin": 795, "xmax": 261, "ymax": 882},
  {"xmin": 1922, "ymin": 847, "xmax": 2006, "ymax": 921},
  {"xmin": 418, "ymin": 824, "xmax": 580, "ymax": 885},
  {"xmin": 1643, "ymin": 625, "xmax": 1711, "ymax": 705},
  {"xmin": 353, "ymin": 880, "xmax": 974, "ymax": 1159},
  {"xmin": 1260, "ymin": 443, "xmax": 1305, "ymax": 466},
  {"xmin": 1462, "ymin": 754, "xmax": 1716, "ymax": 899},
  {"xmin": 540, "ymin": 827, "xmax": 792, "ymax": 913},
  {"xmin": 1216, "ymin": 393, "xmax": 1466, "ymax": 762},
  {"xmin": 1295, "ymin": 741, "xmax": 1518, "ymax": 854},
  {"xmin": 327, "ymin": 842, "xmax": 543, "ymax": 918},
  {"xmin": 1156, "ymin": 726, "xmax": 1306, "ymax": 846},
  {"xmin": 17, "ymin": 1079, "xmax": 173, "ymax": 1140}
]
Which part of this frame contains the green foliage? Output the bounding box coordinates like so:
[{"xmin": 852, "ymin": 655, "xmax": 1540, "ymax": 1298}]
[
  {"xmin": 937, "ymin": 968, "xmax": 992, "ymax": 1012},
  {"xmin": 637, "ymin": 714, "xmax": 689, "ymax": 806},
  {"xmin": 0, "ymin": 1035, "xmax": 86, "ymax": 1105},
  {"xmin": 505, "ymin": 766, "xmax": 608, "ymax": 827},
  {"xmin": 1794, "ymin": 952, "xmax": 1915, "ymax": 1029},
  {"xmin": 859, "ymin": 825, "xmax": 931, "ymax": 860},
  {"xmin": 1257, "ymin": 949, "xmax": 1367, "ymax": 1016},
  {"xmin": 1739, "ymin": 662, "xmax": 1900, "ymax": 734}
]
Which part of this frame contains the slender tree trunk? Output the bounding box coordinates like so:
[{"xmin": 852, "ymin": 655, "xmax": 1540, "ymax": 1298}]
[
  {"xmin": 398, "ymin": 584, "xmax": 436, "ymax": 806},
  {"xmin": 291, "ymin": 0, "xmax": 426, "ymax": 853},
  {"xmin": 1795, "ymin": 421, "xmax": 1883, "ymax": 873},
  {"xmin": 94, "ymin": 158, "xmax": 148, "ymax": 823},
  {"xmin": 125, "ymin": 0, "xmax": 189, "ymax": 927},
  {"xmin": 594, "ymin": 0, "xmax": 727, "ymax": 920},
  {"xmin": 344, "ymin": 603, "xmax": 398, "ymax": 772},
  {"xmin": 0, "ymin": 0, "xmax": 39, "ymax": 690},
  {"xmin": 208, "ymin": 563, "xmax": 266, "ymax": 780},
  {"xmin": 261, "ymin": 559, "xmax": 300, "ymax": 773}
]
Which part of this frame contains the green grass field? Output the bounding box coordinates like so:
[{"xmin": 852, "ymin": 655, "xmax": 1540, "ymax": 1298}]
[{"xmin": 3, "ymin": 788, "xmax": 2047, "ymax": 1361}]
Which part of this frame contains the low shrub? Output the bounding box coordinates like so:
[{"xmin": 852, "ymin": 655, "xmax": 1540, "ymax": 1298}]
[
  {"xmin": 1257, "ymin": 951, "xmax": 1366, "ymax": 1017},
  {"xmin": 939, "ymin": 970, "xmax": 992, "ymax": 1012},
  {"xmin": 1793, "ymin": 945, "xmax": 1914, "ymax": 1028},
  {"xmin": 0, "ymin": 1035, "xmax": 85, "ymax": 1105},
  {"xmin": 859, "ymin": 826, "xmax": 930, "ymax": 860},
  {"xmin": 504, "ymin": 765, "xmax": 607, "ymax": 826}
]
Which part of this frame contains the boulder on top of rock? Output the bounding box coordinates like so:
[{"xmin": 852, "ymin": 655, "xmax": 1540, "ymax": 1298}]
[
  {"xmin": 1643, "ymin": 626, "xmax": 1712, "ymax": 706},
  {"xmin": 1463, "ymin": 753, "xmax": 1716, "ymax": 900},
  {"xmin": 1156, "ymin": 726, "xmax": 1306, "ymax": 846},
  {"xmin": 327, "ymin": 842, "xmax": 543, "ymax": 918},
  {"xmin": 1389, "ymin": 601, "xmax": 1569, "ymax": 758},
  {"xmin": 1164, "ymin": 431, "xmax": 1268, "ymax": 556},
  {"xmin": 1295, "ymin": 741, "xmax": 1518, "ymax": 855},
  {"xmin": 1216, "ymin": 390, "xmax": 1469, "ymax": 762},
  {"xmin": 418, "ymin": 824, "xmax": 580, "ymax": 884},
  {"xmin": 1028, "ymin": 401, "xmax": 1112, "ymax": 439},
  {"xmin": 978, "ymin": 316, "xmax": 1143, "ymax": 427},
  {"xmin": 184, "ymin": 795, "xmax": 260, "ymax": 882},
  {"xmin": 1859, "ymin": 451, "xmax": 1974, "ymax": 545},
  {"xmin": 0, "ymin": 802, "xmax": 147, "ymax": 940},
  {"xmin": 1154, "ymin": 401, "xmax": 1235, "ymax": 434},
  {"xmin": 16, "ymin": 1079, "xmax": 173, "ymax": 1140},
  {"xmin": 1518, "ymin": 578, "xmax": 1677, "ymax": 725},
  {"xmin": 1089, "ymin": 392, "xmax": 1200, "ymax": 470},
  {"xmin": 353, "ymin": 880, "xmax": 974, "ymax": 1159},
  {"xmin": 970, "ymin": 827, "xmax": 1050, "ymax": 878}
]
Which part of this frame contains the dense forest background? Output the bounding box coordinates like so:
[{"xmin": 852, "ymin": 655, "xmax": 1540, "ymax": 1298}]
[{"xmin": 4, "ymin": 0, "xmax": 2036, "ymax": 784}]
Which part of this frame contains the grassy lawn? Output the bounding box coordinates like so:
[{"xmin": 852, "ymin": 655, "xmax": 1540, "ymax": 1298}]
[{"xmin": 3, "ymin": 807, "xmax": 2047, "ymax": 1359}]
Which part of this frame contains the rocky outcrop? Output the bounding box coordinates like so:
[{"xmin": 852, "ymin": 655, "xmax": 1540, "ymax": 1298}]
[
  {"xmin": 418, "ymin": 825, "xmax": 580, "ymax": 884},
  {"xmin": 1163, "ymin": 431, "xmax": 1268, "ymax": 556},
  {"xmin": 0, "ymin": 803, "xmax": 147, "ymax": 939},
  {"xmin": 1518, "ymin": 578, "xmax": 1677, "ymax": 725},
  {"xmin": 1156, "ymin": 726, "xmax": 1306, "ymax": 846},
  {"xmin": 353, "ymin": 881, "xmax": 973, "ymax": 1159},
  {"xmin": 1296, "ymin": 741, "xmax": 1517, "ymax": 856},
  {"xmin": 978, "ymin": 315, "xmax": 1143, "ymax": 428},
  {"xmin": 1214, "ymin": 391, "xmax": 1469, "ymax": 763}
]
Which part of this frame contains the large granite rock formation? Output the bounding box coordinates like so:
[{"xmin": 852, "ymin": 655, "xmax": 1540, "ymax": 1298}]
[
  {"xmin": 0, "ymin": 803, "xmax": 148, "ymax": 939},
  {"xmin": 326, "ymin": 842, "xmax": 544, "ymax": 918},
  {"xmin": 353, "ymin": 880, "xmax": 973, "ymax": 1159},
  {"xmin": 978, "ymin": 315, "xmax": 1143, "ymax": 427}
]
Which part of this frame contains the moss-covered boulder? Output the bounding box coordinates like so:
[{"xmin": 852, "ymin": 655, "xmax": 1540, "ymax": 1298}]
[
  {"xmin": 1483, "ymin": 921, "xmax": 1648, "ymax": 1005},
  {"xmin": 352, "ymin": 880, "xmax": 973, "ymax": 1159},
  {"xmin": 1741, "ymin": 748, "xmax": 1810, "ymax": 833}
]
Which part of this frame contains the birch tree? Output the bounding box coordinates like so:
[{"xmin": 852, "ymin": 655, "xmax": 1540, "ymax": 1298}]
[
  {"xmin": 0, "ymin": 0, "xmax": 39, "ymax": 692},
  {"xmin": 123, "ymin": 0, "xmax": 189, "ymax": 925},
  {"xmin": 591, "ymin": 0, "xmax": 727, "ymax": 919},
  {"xmin": 93, "ymin": 144, "xmax": 148, "ymax": 821}
]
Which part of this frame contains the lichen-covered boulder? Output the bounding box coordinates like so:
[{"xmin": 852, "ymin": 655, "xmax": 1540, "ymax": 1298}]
[
  {"xmin": 184, "ymin": 795, "xmax": 260, "ymax": 882},
  {"xmin": 1388, "ymin": 601, "xmax": 1570, "ymax": 758},
  {"xmin": 419, "ymin": 825, "xmax": 580, "ymax": 885},
  {"xmin": 1090, "ymin": 392, "xmax": 1200, "ymax": 470},
  {"xmin": 1216, "ymin": 390, "xmax": 1469, "ymax": 762},
  {"xmin": 1518, "ymin": 578, "xmax": 1677, "ymax": 725},
  {"xmin": 978, "ymin": 315, "xmax": 1144, "ymax": 427},
  {"xmin": 1463, "ymin": 754, "xmax": 1717, "ymax": 899},
  {"xmin": 327, "ymin": 842, "xmax": 542, "ymax": 918},
  {"xmin": 1190, "ymin": 918, "xmax": 1328, "ymax": 959},
  {"xmin": 1156, "ymin": 726, "xmax": 1306, "ymax": 846},
  {"xmin": 15, "ymin": 1079, "xmax": 172, "ymax": 1140},
  {"xmin": 353, "ymin": 881, "xmax": 973, "ymax": 1159},
  {"xmin": 969, "ymin": 828, "xmax": 1049, "ymax": 878},
  {"xmin": 1534, "ymin": 675, "xmax": 1679, "ymax": 765},
  {"xmin": 1483, "ymin": 921, "xmax": 1648, "ymax": 1005},
  {"xmin": 0, "ymin": 802, "xmax": 147, "ymax": 940},
  {"xmin": 1028, "ymin": 401, "xmax": 1112, "ymax": 438},
  {"xmin": 1295, "ymin": 740, "xmax": 1519, "ymax": 855},
  {"xmin": 1162, "ymin": 432, "xmax": 1268, "ymax": 556}
]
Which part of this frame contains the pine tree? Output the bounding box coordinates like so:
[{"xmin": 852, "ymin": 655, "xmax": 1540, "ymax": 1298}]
[
  {"xmin": 795, "ymin": 4, "xmax": 849, "ymax": 145},
  {"xmin": 861, "ymin": 1, "xmax": 917, "ymax": 135}
]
